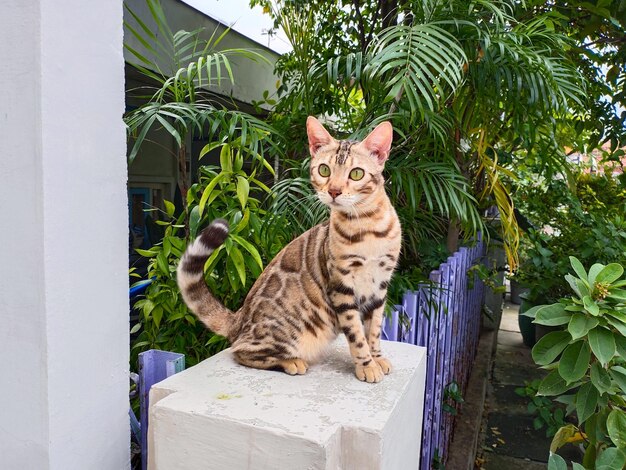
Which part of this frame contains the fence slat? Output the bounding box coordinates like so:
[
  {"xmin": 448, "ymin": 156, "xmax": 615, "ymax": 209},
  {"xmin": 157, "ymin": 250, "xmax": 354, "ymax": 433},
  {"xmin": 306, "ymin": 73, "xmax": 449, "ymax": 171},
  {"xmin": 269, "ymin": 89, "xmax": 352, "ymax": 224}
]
[
  {"xmin": 402, "ymin": 291, "xmax": 418, "ymax": 344},
  {"xmin": 139, "ymin": 349, "xmax": 185, "ymax": 470},
  {"xmin": 388, "ymin": 236, "xmax": 485, "ymax": 469},
  {"xmin": 443, "ymin": 257, "xmax": 456, "ymax": 455},
  {"xmin": 381, "ymin": 307, "xmax": 400, "ymax": 341},
  {"xmin": 418, "ymin": 281, "xmax": 434, "ymax": 470}
]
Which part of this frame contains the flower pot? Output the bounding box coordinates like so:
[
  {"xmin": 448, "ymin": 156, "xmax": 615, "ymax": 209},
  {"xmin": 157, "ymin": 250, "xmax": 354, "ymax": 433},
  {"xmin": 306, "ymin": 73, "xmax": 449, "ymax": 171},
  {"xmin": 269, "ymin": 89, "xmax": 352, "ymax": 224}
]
[
  {"xmin": 518, "ymin": 297, "xmax": 536, "ymax": 347},
  {"xmin": 535, "ymin": 324, "xmax": 563, "ymax": 342},
  {"xmin": 510, "ymin": 279, "xmax": 529, "ymax": 305},
  {"xmin": 483, "ymin": 242, "xmax": 506, "ymax": 331}
]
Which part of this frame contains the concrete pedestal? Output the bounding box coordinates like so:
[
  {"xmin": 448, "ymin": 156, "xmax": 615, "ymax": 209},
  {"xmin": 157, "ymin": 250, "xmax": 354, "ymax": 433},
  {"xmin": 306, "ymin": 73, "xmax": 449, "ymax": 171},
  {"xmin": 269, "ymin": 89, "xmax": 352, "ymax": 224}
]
[{"xmin": 149, "ymin": 340, "xmax": 427, "ymax": 470}]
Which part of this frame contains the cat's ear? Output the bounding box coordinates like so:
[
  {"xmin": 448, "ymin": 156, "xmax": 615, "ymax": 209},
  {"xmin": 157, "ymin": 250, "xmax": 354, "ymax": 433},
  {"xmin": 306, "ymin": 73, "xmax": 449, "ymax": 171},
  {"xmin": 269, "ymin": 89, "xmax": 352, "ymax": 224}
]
[
  {"xmin": 306, "ymin": 116, "xmax": 334, "ymax": 157},
  {"xmin": 360, "ymin": 122, "xmax": 393, "ymax": 165}
]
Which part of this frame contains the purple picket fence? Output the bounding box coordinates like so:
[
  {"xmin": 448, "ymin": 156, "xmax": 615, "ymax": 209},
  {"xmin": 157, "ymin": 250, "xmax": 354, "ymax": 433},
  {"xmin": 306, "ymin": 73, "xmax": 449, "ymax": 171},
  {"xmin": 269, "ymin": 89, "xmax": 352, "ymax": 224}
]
[{"xmin": 382, "ymin": 237, "xmax": 486, "ymax": 470}]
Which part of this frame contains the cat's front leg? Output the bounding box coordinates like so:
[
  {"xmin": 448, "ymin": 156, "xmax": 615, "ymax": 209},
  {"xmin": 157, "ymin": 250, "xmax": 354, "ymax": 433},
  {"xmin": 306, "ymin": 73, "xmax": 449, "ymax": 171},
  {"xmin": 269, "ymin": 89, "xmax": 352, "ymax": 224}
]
[
  {"xmin": 365, "ymin": 300, "xmax": 392, "ymax": 375},
  {"xmin": 330, "ymin": 283, "xmax": 383, "ymax": 383}
]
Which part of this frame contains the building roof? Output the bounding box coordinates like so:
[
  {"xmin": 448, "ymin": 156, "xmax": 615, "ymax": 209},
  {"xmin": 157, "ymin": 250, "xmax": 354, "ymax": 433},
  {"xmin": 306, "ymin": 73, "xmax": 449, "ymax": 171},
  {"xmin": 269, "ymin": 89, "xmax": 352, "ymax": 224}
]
[
  {"xmin": 567, "ymin": 142, "xmax": 626, "ymax": 175},
  {"xmin": 181, "ymin": 0, "xmax": 292, "ymax": 54}
]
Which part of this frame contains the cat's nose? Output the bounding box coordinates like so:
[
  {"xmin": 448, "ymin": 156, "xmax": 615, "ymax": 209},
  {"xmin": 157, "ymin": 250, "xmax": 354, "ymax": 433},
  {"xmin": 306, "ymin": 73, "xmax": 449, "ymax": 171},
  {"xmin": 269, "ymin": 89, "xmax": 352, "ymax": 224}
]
[{"xmin": 328, "ymin": 188, "xmax": 342, "ymax": 200}]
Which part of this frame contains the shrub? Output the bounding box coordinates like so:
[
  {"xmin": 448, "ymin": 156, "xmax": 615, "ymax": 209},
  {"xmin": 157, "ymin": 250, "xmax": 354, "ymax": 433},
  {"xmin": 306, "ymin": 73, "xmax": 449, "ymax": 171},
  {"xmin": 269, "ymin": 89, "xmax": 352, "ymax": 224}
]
[
  {"xmin": 512, "ymin": 174, "xmax": 626, "ymax": 303},
  {"xmin": 515, "ymin": 379, "xmax": 567, "ymax": 438},
  {"xmin": 525, "ymin": 257, "xmax": 626, "ymax": 468},
  {"xmin": 131, "ymin": 144, "xmax": 288, "ymax": 366}
]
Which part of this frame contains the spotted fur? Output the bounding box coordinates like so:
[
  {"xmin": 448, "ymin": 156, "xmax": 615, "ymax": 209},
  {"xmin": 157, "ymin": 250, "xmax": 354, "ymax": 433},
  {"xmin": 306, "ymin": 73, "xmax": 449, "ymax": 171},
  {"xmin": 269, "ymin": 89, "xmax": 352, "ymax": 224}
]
[{"xmin": 177, "ymin": 117, "xmax": 401, "ymax": 383}]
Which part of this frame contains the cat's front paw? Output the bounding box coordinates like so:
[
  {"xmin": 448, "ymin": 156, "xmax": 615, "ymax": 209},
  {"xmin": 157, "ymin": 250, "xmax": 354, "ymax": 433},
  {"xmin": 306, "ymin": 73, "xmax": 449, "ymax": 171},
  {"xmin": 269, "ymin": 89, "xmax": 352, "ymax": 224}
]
[
  {"xmin": 355, "ymin": 362, "xmax": 384, "ymax": 383},
  {"xmin": 374, "ymin": 356, "xmax": 392, "ymax": 374}
]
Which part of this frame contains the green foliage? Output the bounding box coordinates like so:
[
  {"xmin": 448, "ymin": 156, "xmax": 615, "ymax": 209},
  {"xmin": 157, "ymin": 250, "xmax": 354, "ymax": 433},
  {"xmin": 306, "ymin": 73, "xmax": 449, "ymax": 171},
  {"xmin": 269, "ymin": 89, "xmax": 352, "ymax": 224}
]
[
  {"xmin": 131, "ymin": 143, "xmax": 287, "ymax": 366},
  {"xmin": 252, "ymin": 0, "xmax": 587, "ymax": 270},
  {"xmin": 516, "ymin": 379, "xmax": 567, "ymax": 437},
  {"xmin": 467, "ymin": 263, "xmax": 507, "ymax": 295},
  {"xmin": 262, "ymin": 160, "xmax": 328, "ymax": 244},
  {"xmin": 525, "ymin": 257, "xmax": 626, "ymax": 468},
  {"xmin": 125, "ymin": 0, "xmax": 290, "ymax": 367},
  {"xmin": 577, "ymin": 174, "xmax": 626, "ymax": 217},
  {"xmin": 131, "ymin": 234, "xmax": 228, "ymax": 367},
  {"xmin": 523, "ymin": 0, "xmax": 626, "ymax": 152},
  {"xmin": 386, "ymin": 266, "xmax": 430, "ymax": 314},
  {"xmin": 432, "ymin": 448, "xmax": 445, "ymax": 470},
  {"xmin": 443, "ymin": 381, "xmax": 465, "ymax": 416},
  {"xmin": 512, "ymin": 173, "xmax": 626, "ymax": 304},
  {"xmin": 124, "ymin": 0, "xmax": 281, "ymax": 202}
]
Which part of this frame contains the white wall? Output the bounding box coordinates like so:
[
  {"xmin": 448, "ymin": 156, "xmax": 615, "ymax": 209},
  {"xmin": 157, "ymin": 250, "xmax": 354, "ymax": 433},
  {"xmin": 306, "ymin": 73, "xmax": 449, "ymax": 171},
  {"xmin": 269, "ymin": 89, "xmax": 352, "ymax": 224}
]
[
  {"xmin": 0, "ymin": 2, "xmax": 48, "ymax": 466},
  {"xmin": 0, "ymin": 1, "xmax": 129, "ymax": 469},
  {"xmin": 181, "ymin": 0, "xmax": 293, "ymax": 55}
]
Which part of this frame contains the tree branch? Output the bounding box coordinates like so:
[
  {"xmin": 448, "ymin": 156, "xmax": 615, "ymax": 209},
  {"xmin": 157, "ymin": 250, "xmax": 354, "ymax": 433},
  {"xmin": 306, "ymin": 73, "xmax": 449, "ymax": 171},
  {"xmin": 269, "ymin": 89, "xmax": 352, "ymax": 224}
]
[
  {"xmin": 352, "ymin": 0, "xmax": 367, "ymax": 51},
  {"xmin": 381, "ymin": 0, "xmax": 399, "ymax": 30},
  {"xmin": 366, "ymin": 0, "xmax": 384, "ymax": 46},
  {"xmin": 581, "ymin": 35, "xmax": 626, "ymax": 48}
]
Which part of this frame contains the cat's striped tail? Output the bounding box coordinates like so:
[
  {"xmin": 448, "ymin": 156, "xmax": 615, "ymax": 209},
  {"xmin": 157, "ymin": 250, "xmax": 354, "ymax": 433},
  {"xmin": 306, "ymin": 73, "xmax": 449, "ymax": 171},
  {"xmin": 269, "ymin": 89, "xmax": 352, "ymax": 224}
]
[{"xmin": 177, "ymin": 219, "xmax": 235, "ymax": 339}]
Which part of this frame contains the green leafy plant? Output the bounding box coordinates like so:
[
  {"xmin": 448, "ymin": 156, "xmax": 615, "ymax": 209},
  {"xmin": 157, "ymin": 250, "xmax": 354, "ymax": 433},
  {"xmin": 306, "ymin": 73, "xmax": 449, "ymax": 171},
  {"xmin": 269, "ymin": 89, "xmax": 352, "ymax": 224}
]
[
  {"xmin": 443, "ymin": 381, "xmax": 465, "ymax": 416},
  {"xmin": 468, "ymin": 263, "xmax": 507, "ymax": 295},
  {"xmin": 124, "ymin": 0, "xmax": 280, "ymax": 221},
  {"xmin": 511, "ymin": 172, "xmax": 626, "ymax": 305},
  {"xmin": 125, "ymin": 0, "xmax": 292, "ymax": 368},
  {"xmin": 131, "ymin": 142, "xmax": 288, "ymax": 367},
  {"xmin": 432, "ymin": 448, "xmax": 445, "ymax": 470},
  {"xmin": 254, "ymin": 0, "xmax": 587, "ymax": 270},
  {"xmin": 516, "ymin": 379, "xmax": 567, "ymax": 437},
  {"xmin": 525, "ymin": 256, "xmax": 626, "ymax": 468}
]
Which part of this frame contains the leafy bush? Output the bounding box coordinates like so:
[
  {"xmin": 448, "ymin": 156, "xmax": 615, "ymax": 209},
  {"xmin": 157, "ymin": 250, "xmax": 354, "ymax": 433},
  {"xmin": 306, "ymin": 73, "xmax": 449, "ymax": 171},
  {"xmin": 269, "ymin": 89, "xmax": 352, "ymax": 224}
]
[
  {"xmin": 577, "ymin": 173, "xmax": 626, "ymax": 217},
  {"xmin": 131, "ymin": 143, "xmax": 287, "ymax": 366},
  {"xmin": 525, "ymin": 257, "xmax": 626, "ymax": 469},
  {"xmin": 512, "ymin": 174, "xmax": 626, "ymax": 303},
  {"xmin": 252, "ymin": 0, "xmax": 588, "ymax": 270},
  {"xmin": 125, "ymin": 0, "xmax": 291, "ymax": 367},
  {"xmin": 124, "ymin": 0, "xmax": 279, "ymax": 208},
  {"xmin": 516, "ymin": 379, "xmax": 567, "ymax": 437}
]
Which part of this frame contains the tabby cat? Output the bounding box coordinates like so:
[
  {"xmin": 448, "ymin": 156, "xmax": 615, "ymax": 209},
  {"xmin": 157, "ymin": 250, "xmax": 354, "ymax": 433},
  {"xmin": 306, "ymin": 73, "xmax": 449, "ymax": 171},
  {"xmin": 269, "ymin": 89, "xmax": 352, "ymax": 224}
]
[{"xmin": 177, "ymin": 117, "xmax": 401, "ymax": 383}]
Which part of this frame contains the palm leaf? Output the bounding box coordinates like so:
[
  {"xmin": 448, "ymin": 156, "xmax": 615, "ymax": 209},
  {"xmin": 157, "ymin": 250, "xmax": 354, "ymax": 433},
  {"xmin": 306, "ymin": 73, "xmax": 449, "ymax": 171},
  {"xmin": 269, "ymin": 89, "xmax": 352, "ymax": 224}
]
[
  {"xmin": 386, "ymin": 156, "xmax": 483, "ymax": 236},
  {"xmin": 367, "ymin": 24, "xmax": 467, "ymax": 119}
]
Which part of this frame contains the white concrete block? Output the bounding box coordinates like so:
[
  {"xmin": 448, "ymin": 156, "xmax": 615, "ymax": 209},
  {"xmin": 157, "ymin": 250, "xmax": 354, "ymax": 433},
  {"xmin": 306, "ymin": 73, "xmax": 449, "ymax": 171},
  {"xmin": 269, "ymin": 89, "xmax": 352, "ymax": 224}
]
[{"xmin": 149, "ymin": 340, "xmax": 427, "ymax": 470}]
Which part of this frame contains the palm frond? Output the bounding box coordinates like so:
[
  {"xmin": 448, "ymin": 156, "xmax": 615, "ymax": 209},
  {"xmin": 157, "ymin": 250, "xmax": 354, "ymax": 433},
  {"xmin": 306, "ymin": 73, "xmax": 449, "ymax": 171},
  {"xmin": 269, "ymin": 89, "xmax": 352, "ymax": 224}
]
[
  {"xmin": 385, "ymin": 156, "xmax": 483, "ymax": 236},
  {"xmin": 125, "ymin": 102, "xmax": 282, "ymax": 166},
  {"xmin": 475, "ymin": 130, "xmax": 520, "ymax": 268},
  {"xmin": 472, "ymin": 18, "xmax": 584, "ymax": 113},
  {"xmin": 367, "ymin": 24, "xmax": 467, "ymax": 120}
]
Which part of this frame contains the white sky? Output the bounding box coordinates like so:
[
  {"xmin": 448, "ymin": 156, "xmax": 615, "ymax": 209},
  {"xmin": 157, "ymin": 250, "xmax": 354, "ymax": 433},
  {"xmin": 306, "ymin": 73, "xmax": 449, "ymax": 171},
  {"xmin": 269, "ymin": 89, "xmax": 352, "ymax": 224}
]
[{"xmin": 182, "ymin": 0, "xmax": 292, "ymax": 54}]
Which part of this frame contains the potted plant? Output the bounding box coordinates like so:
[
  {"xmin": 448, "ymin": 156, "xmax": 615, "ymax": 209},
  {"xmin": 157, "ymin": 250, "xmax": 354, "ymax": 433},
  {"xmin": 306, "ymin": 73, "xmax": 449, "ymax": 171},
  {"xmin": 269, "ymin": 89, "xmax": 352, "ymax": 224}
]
[{"xmin": 524, "ymin": 257, "xmax": 626, "ymax": 469}]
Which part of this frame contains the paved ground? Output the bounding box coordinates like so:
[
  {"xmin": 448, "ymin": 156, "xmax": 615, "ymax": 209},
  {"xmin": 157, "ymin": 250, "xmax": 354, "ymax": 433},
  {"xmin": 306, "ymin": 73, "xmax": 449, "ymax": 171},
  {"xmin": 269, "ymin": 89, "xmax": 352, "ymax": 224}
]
[{"xmin": 476, "ymin": 300, "xmax": 554, "ymax": 469}]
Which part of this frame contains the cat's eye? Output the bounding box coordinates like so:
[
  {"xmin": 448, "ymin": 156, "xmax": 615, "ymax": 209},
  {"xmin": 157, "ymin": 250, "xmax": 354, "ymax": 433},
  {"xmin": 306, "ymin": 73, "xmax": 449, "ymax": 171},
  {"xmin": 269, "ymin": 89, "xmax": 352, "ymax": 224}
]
[
  {"xmin": 318, "ymin": 164, "xmax": 331, "ymax": 177},
  {"xmin": 349, "ymin": 168, "xmax": 365, "ymax": 181}
]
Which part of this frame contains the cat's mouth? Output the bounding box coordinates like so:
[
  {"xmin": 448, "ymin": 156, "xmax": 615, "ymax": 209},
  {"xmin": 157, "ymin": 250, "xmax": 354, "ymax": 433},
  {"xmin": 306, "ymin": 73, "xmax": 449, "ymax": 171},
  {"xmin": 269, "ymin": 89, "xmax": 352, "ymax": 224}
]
[
  {"xmin": 316, "ymin": 191, "xmax": 357, "ymax": 210},
  {"xmin": 327, "ymin": 198, "xmax": 348, "ymax": 209}
]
